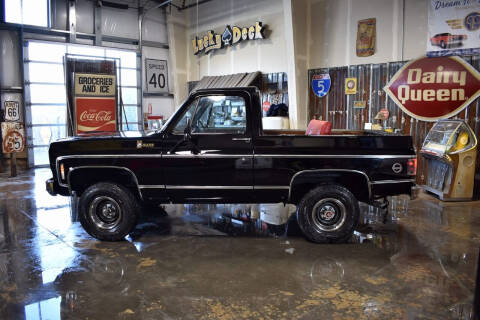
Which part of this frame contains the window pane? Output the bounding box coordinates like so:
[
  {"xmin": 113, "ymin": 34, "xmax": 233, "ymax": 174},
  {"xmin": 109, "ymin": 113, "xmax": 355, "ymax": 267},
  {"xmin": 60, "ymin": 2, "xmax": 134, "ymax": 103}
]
[
  {"xmin": 106, "ymin": 49, "xmax": 137, "ymax": 68},
  {"xmin": 31, "ymin": 105, "xmax": 66, "ymax": 125},
  {"xmin": 6, "ymin": 0, "xmax": 48, "ymax": 27},
  {"xmin": 29, "ymin": 84, "xmax": 66, "ymax": 104},
  {"xmin": 191, "ymin": 96, "xmax": 246, "ymax": 134},
  {"xmin": 172, "ymin": 99, "xmax": 198, "ymax": 134},
  {"xmin": 28, "ymin": 42, "xmax": 66, "ymax": 63},
  {"xmin": 32, "ymin": 126, "xmax": 66, "ymax": 146},
  {"xmin": 122, "ymin": 123, "xmax": 139, "ymax": 131},
  {"xmin": 122, "ymin": 106, "xmax": 138, "ymax": 124},
  {"xmin": 68, "ymin": 45, "xmax": 105, "ymax": 57},
  {"xmin": 119, "ymin": 68, "xmax": 137, "ymax": 87},
  {"xmin": 5, "ymin": 0, "xmax": 22, "ymax": 24},
  {"xmin": 33, "ymin": 146, "xmax": 50, "ymax": 166},
  {"xmin": 23, "ymin": 0, "xmax": 48, "ymax": 27},
  {"xmin": 120, "ymin": 87, "xmax": 137, "ymax": 105},
  {"xmin": 28, "ymin": 63, "xmax": 65, "ymax": 83}
]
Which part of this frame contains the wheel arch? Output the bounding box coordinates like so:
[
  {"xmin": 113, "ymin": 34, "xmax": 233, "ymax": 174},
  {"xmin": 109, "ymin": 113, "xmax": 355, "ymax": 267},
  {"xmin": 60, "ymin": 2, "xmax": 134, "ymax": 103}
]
[
  {"xmin": 288, "ymin": 169, "xmax": 371, "ymax": 205},
  {"xmin": 67, "ymin": 166, "xmax": 143, "ymax": 200}
]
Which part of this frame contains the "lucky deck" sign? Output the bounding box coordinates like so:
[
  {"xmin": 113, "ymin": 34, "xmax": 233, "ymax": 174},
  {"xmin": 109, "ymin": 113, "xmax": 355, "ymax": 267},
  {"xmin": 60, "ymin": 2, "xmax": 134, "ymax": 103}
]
[
  {"xmin": 384, "ymin": 56, "xmax": 480, "ymax": 121},
  {"xmin": 192, "ymin": 22, "xmax": 265, "ymax": 55}
]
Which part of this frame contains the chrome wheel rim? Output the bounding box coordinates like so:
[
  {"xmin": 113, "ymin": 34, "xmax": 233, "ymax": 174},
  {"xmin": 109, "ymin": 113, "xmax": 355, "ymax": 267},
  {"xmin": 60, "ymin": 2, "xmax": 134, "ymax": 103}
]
[
  {"xmin": 88, "ymin": 196, "xmax": 122, "ymax": 230},
  {"xmin": 311, "ymin": 198, "xmax": 346, "ymax": 231}
]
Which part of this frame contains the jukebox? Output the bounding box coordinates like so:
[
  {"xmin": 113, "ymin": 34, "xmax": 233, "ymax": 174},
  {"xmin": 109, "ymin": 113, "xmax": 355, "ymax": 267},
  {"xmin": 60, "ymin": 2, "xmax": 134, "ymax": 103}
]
[{"xmin": 421, "ymin": 120, "xmax": 477, "ymax": 201}]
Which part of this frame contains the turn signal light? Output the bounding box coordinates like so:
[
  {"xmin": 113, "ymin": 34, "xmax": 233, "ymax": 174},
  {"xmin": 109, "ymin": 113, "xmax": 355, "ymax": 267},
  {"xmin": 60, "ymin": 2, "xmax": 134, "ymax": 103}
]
[
  {"xmin": 60, "ymin": 163, "xmax": 65, "ymax": 180},
  {"xmin": 407, "ymin": 158, "xmax": 417, "ymax": 176}
]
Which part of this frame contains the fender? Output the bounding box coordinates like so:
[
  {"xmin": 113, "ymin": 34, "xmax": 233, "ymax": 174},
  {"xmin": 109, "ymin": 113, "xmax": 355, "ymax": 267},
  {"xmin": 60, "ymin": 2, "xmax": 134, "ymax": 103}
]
[
  {"xmin": 288, "ymin": 169, "xmax": 371, "ymax": 203},
  {"xmin": 67, "ymin": 166, "xmax": 144, "ymax": 200}
]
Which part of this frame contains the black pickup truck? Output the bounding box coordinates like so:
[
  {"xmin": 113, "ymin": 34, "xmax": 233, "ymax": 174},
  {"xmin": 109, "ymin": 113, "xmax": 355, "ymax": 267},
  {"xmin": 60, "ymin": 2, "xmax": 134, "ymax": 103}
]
[{"xmin": 46, "ymin": 87, "xmax": 417, "ymax": 242}]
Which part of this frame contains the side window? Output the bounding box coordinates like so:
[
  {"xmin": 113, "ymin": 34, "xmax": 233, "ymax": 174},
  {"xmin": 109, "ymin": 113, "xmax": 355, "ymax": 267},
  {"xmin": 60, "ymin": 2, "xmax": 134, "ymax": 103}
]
[{"xmin": 192, "ymin": 96, "xmax": 247, "ymax": 134}]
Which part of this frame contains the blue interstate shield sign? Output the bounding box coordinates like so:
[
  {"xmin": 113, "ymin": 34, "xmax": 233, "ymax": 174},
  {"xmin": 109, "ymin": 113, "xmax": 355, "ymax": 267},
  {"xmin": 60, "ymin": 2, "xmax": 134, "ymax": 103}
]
[{"xmin": 312, "ymin": 74, "xmax": 331, "ymax": 98}]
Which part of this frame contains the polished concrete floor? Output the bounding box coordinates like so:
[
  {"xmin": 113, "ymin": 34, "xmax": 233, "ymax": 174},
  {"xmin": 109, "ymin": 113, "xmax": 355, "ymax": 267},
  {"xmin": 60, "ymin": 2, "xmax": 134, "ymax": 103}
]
[{"xmin": 0, "ymin": 169, "xmax": 479, "ymax": 319}]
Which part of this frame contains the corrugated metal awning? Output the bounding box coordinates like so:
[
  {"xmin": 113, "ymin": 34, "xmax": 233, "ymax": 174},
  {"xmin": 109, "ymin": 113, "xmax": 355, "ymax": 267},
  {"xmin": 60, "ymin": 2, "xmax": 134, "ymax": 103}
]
[{"xmin": 192, "ymin": 72, "xmax": 261, "ymax": 91}]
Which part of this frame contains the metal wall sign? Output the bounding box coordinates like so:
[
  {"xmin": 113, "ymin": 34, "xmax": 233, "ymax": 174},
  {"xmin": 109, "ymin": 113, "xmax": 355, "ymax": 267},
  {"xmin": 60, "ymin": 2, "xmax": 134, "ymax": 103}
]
[
  {"xmin": 312, "ymin": 74, "xmax": 331, "ymax": 98},
  {"xmin": 145, "ymin": 59, "xmax": 169, "ymax": 93},
  {"xmin": 65, "ymin": 56, "xmax": 119, "ymax": 136},
  {"xmin": 3, "ymin": 101, "xmax": 20, "ymax": 121},
  {"xmin": 427, "ymin": 0, "xmax": 480, "ymax": 57},
  {"xmin": 74, "ymin": 73, "xmax": 116, "ymax": 97},
  {"xmin": 356, "ymin": 18, "xmax": 376, "ymax": 57},
  {"xmin": 345, "ymin": 78, "xmax": 357, "ymax": 94},
  {"xmin": 384, "ymin": 56, "xmax": 480, "ymax": 121},
  {"xmin": 1, "ymin": 122, "xmax": 25, "ymax": 153},
  {"xmin": 192, "ymin": 21, "xmax": 265, "ymax": 55}
]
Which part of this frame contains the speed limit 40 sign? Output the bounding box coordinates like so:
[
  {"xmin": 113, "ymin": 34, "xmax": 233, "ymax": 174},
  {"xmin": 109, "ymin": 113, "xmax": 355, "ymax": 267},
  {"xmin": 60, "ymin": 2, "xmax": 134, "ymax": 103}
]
[
  {"xmin": 145, "ymin": 59, "xmax": 169, "ymax": 93},
  {"xmin": 4, "ymin": 101, "xmax": 20, "ymax": 121}
]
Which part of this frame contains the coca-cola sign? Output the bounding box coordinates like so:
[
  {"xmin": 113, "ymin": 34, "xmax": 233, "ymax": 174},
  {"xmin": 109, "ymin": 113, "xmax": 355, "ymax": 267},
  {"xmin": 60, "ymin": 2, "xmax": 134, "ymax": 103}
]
[
  {"xmin": 75, "ymin": 98, "xmax": 116, "ymax": 134},
  {"xmin": 384, "ymin": 56, "xmax": 480, "ymax": 121},
  {"xmin": 79, "ymin": 111, "xmax": 113, "ymax": 122}
]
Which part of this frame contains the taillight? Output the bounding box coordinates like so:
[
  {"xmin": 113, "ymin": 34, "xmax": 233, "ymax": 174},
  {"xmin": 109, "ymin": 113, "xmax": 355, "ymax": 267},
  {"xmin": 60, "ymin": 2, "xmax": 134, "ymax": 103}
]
[
  {"xmin": 407, "ymin": 158, "xmax": 417, "ymax": 176},
  {"xmin": 60, "ymin": 163, "xmax": 66, "ymax": 180}
]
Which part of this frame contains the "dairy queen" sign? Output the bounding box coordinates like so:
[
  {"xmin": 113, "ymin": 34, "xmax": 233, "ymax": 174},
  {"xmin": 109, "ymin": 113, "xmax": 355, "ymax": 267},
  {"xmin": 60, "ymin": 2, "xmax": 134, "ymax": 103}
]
[{"xmin": 384, "ymin": 56, "xmax": 480, "ymax": 121}]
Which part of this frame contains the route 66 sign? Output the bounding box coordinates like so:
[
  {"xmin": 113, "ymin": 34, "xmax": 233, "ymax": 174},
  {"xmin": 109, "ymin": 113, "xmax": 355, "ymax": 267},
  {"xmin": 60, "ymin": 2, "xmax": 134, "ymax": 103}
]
[
  {"xmin": 1, "ymin": 122, "xmax": 25, "ymax": 153},
  {"xmin": 4, "ymin": 101, "xmax": 20, "ymax": 121}
]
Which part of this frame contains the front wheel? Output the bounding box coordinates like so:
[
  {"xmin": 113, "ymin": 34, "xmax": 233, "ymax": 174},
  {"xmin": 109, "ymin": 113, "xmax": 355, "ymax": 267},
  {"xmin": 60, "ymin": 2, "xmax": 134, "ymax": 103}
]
[
  {"xmin": 296, "ymin": 185, "xmax": 359, "ymax": 243},
  {"xmin": 79, "ymin": 182, "xmax": 139, "ymax": 241}
]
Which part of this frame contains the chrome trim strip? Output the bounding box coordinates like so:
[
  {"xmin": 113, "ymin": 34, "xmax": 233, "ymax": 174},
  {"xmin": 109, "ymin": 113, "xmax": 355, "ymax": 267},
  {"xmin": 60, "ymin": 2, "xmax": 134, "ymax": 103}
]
[
  {"xmin": 65, "ymin": 166, "xmax": 144, "ymax": 200},
  {"xmin": 163, "ymin": 154, "xmax": 253, "ymax": 158},
  {"xmin": 57, "ymin": 154, "xmax": 162, "ymax": 160},
  {"xmin": 164, "ymin": 185, "xmax": 254, "ymax": 190},
  {"xmin": 370, "ymin": 179, "xmax": 415, "ymax": 185},
  {"xmin": 140, "ymin": 185, "xmax": 287, "ymax": 190},
  {"xmin": 288, "ymin": 169, "xmax": 371, "ymax": 202},
  {"xmin": 56, "ymin": 153, "xmax": 416, "ymax": 162},
  {"xmin": 139, "ymin": 185, "xmax": 165, "ymax": 189},
  {"xmin": 255, "ymin": 154, "xmax": 415, "ymax": 159},
  {"xmin": 255, "ymin": 186, "xmax": 290, "ymax": 190}
]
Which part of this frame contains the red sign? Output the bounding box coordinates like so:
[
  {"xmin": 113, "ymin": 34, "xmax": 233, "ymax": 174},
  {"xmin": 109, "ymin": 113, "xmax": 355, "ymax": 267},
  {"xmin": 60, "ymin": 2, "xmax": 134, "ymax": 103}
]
[
  {"xmin": 384, "ymin": 56, "xmax": 480, "ymax": 121},
  {"xmin": 262, "ymin": 101, "xmax": 271, "ymax": 112},
  {"xmin": 380, "ymin": 108, "xmax": 389, "ymax": 119},
  {"xmin": 75, "ymin": 98, "xmax": 116, "ymax": 134}
]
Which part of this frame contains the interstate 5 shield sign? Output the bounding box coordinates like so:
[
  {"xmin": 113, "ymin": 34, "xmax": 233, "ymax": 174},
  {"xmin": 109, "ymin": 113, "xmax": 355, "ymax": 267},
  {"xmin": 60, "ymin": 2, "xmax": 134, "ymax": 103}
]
[
  {"xmin": 384, "ymin": 56, "xmax": 480, "ymax": 121},
  {"xmin": 312, "ymin": 74, "xmax": 331, "ymax": 98}
]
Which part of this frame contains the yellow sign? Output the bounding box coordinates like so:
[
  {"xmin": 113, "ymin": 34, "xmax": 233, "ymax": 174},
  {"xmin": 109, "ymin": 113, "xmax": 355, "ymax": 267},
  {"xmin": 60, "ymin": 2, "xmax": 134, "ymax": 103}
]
[
  {"xmin": 345, "ymin": 78, "xmax": 357, "ymax": 94},
  {"xmin": 74, "ymin": 73, "xmax": 116, "ymax": 97},
  {"xmin": 353, "ymin": 100, "xmax": 366, "ymax": 108},
  {"xmin": 193, "ymin": 22, "xmax": 265, "ymax": 55}
]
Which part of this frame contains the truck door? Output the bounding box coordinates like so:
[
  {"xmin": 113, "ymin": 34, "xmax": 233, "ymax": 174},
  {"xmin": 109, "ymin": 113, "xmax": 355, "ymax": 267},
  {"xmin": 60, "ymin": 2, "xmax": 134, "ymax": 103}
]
[{"xmin": 161, "ymin": 91, "xmax": 254, "ymax": 203}]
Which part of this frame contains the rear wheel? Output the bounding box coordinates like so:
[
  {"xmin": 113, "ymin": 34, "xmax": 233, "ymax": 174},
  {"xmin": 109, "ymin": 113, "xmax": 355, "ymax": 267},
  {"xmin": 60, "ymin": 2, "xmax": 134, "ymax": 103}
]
[
  {"xmin": 296, "ymin": 185, "xmax": 359, "ymax": 243},
  {"xmin": 79, "ymin": 182, "xmax": 139, "ymax": 241}
]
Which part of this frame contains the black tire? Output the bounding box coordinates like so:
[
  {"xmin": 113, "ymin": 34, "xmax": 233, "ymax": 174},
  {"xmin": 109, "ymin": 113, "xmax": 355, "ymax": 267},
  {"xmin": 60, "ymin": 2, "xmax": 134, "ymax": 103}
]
[
  {"xmin": 440, "ymin": 40, "xmax": 446, "ymax": 49},
  {"xmin": 296, "ymin": 184, "xmax": 359, "ymax": 243},
  {"xmin": 79, "ymin": 182, "xmax": 139, "ymax": 241}
]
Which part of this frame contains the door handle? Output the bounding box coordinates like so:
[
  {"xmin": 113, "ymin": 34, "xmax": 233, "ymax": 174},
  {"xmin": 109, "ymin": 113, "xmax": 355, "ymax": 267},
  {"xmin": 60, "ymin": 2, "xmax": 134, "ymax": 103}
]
[{"xmin": 232, "ymin": 137, "xmax": 251, "ymax": 143}]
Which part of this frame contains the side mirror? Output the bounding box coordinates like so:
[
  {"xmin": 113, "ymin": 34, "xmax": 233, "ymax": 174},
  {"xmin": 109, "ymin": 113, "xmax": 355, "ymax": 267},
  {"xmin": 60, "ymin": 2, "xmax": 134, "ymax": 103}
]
[{"xmin": 184, "ymin": 117, "xmax": 192, "ymax": 140}]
